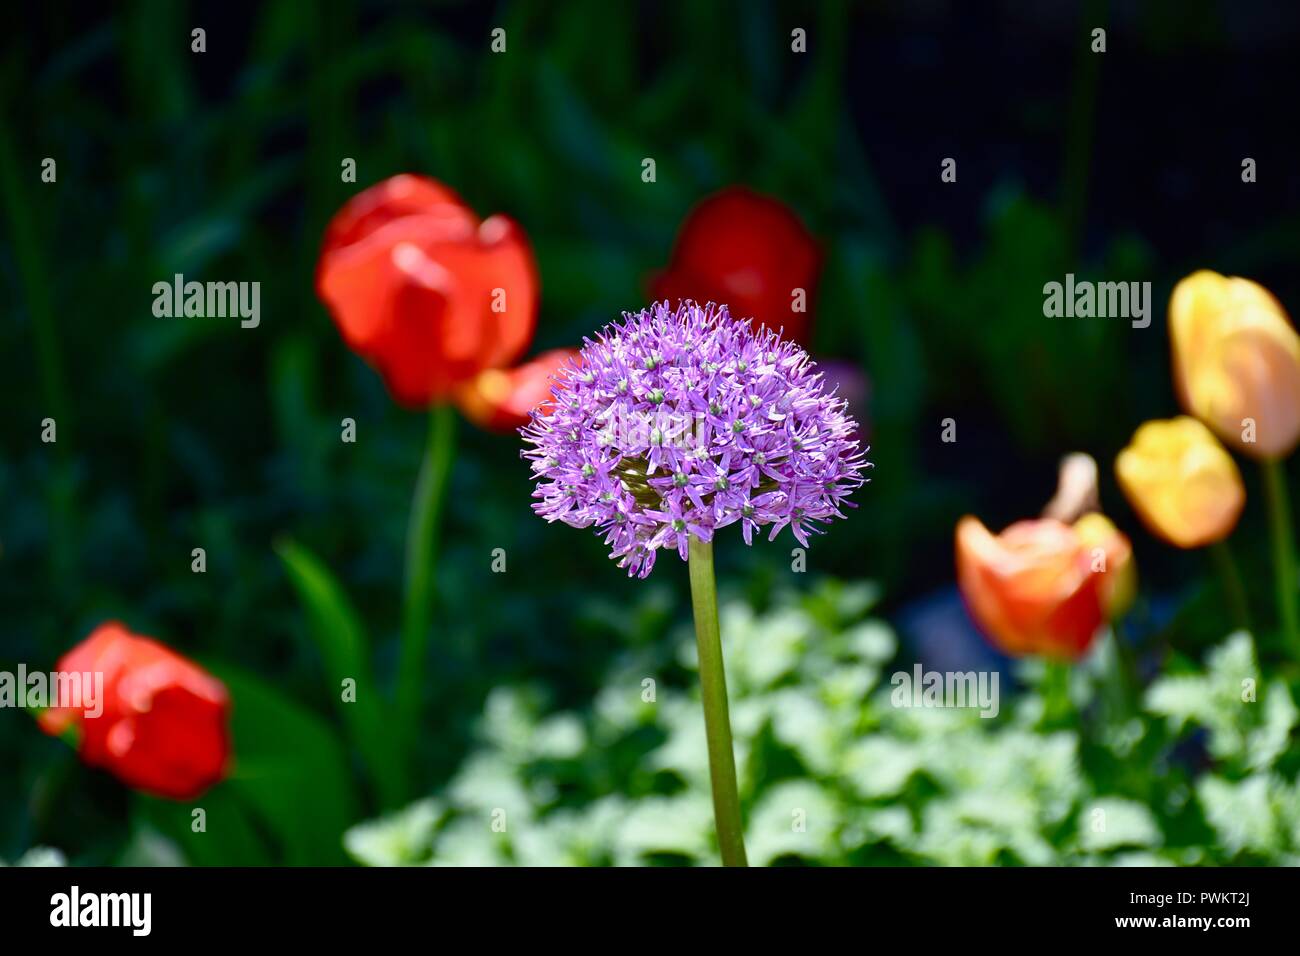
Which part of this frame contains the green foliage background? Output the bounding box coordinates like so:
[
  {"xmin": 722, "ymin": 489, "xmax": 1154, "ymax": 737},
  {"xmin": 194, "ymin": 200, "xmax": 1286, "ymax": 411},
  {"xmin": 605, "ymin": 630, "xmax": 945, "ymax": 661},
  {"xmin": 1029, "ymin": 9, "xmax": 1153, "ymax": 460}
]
[{"xmin": 2, "ymin": 1, "xmax": 1299, "ymax": 865}]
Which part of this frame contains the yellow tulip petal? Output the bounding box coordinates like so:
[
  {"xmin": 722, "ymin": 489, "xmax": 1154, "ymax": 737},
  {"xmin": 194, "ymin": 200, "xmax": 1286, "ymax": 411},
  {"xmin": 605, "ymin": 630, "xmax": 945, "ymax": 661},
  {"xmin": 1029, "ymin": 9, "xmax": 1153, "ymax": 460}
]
[{"xmin": 1115, "ymin": 416, "xmax": 1245, "ymax": 548}]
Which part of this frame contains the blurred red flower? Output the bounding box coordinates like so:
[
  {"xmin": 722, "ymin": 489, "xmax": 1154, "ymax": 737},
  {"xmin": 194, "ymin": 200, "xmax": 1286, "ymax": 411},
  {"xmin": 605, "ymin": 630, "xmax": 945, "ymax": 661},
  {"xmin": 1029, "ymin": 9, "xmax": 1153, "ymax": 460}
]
[
  {"xmin": 316, "ymin": 174, "xmax": 539, "ymax": 407},
  {"xmin": 651, "ymin": 187, "xmax": 821, "ymax": 344},
  {"xmin": 39, "ymin": 623, "xmax": 231, "ymax": 801},
  {"xmin": 456, "ymin": 347, "xmax": 581, "ymax": 433}
]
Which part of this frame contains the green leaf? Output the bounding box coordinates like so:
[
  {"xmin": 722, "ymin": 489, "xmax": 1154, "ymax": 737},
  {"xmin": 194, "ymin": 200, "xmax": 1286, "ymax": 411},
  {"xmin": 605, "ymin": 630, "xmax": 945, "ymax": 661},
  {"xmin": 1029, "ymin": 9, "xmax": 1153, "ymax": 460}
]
[
  {"xmin": 767, "ymin": 688, "xmax": 838, "ymax": 775},
  {"xmin": 344, "ymin": 798, "xmax": 442, "ymax": 867},
  {"xmin": 117, "ymin": 825, "xmax": 186, "ymax": 867},
  {"xmin": 723, "ymin": 603, "xmax": 808, "ymax": 691},
  {"xmin": 1197, "ymin": 775, "xmax": 1283, "ymax": 858},
  {"xmin": 276, "ymin": 538, "xmax": 405, "ymax": 807},
  {"xmin": 613, "ymin": 794, "xmax": 714, "ymax": 864},
  {"xmin": 747, "ymin": 781, "xmax": 840, "ymax": 866},
  {"xmin": 429, "ymin": 814, "xmax": 510, "ymax": 867},
  {"xmin": 1144, "ymin": 632, "xmax": 1289, "ymax": 770},
  {"xmin": 1078, "ymin": 798, "xmax": 1162, "ymax": 853},
  {"xmin": 135, "ymin": 774, "xmax": 273, "ymax": 866},
  {"xmin": 1, "ymin": 847, "xmax": 66, "ymax": 867},
  {"xmin": 844, "ymin": 620, "xmax": 897, "ymax": 665},
  {"xmin": 1246, "ymin": 681, "xmax": 1298, "ymax": 772},
  {"xmin": 208, "ymin": 663, "xmax": 360, "ymax": 865},
  {"xmin": 843, "ymin": 736, "xmax": 921, "ymax": 799}
]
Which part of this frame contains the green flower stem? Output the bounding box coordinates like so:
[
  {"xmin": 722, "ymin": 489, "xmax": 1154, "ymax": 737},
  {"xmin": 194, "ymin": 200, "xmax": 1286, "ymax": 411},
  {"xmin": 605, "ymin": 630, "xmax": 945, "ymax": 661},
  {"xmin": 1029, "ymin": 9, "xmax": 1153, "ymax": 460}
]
[
  {"xmin": 1262, "ymin": 459, "xmax": 1300, "ymax": 656},
  {"xmin": 686, "ymin": 536, "xmax": 748, "ymax": 867},
  {"xmin": 397, "ymin": 404, "xmax": 457, "ymax": 768},
  {"xmin": 1106, "ymin": 619, "xmax": 1140, "ymax": 720},
  {"xmin": 1209, "ymin": 540, "xmax": 1252, "ymax": 634},
  {"xmin": 1041, "ymin": 659, "xmax": 1074, "ymax": 728}
]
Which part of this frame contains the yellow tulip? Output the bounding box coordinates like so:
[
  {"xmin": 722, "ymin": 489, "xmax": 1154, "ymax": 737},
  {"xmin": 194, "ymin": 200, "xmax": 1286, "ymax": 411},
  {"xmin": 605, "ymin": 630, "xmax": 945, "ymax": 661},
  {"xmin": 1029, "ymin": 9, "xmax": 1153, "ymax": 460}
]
[
  {"xmin": 1115, "ymin": 416, "xmax": 1245, "ymax": 548},
  {"xmin": 1169, "ymin": 270, "xmax": 1300, "ymax": 459}
]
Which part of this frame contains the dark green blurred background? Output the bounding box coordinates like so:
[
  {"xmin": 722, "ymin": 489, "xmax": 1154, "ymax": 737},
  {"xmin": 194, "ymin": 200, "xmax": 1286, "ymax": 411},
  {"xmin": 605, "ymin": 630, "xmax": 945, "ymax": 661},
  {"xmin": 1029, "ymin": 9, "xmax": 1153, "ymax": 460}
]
[{"xmin": 4, "ymin": 0, "xmax": 1300, "ymax": 865}]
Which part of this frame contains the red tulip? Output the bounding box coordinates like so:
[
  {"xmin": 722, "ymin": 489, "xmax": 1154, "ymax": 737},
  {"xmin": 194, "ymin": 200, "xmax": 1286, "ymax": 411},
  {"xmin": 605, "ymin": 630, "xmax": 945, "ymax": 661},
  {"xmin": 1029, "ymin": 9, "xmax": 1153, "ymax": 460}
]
[
  {"xmin": 651, "ymin": 187, "xmax": 821, "ymax": 344},
  {"xmin": 316, "ymin": 174, "xmax": 539, "ymax": 407},
  {"xmin": 38, "ymin": 623, "xmax": 231, "ymax": 801},
  {"xmin": 456, "ymin": 347, "xmax": 581, "ymax": 433}
]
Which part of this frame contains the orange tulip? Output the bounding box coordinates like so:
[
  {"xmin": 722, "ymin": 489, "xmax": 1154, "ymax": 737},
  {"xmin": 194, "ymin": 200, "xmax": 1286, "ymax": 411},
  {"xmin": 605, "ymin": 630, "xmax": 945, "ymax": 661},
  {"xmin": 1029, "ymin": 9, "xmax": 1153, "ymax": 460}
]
[
  {"xmin": 1116, "ymin": 416, "xmax": 1245, "ymax": 548},
  {"xmin": 1169, "ymin": 270, "xmax": 1300, "ymax": 459},
  {"xmin": 1073, "ymin": 512, "xmax": 1136, "ymax": 620},
  {"xmin": 956, "ymin": 514, "xmax": 1133, "ymax": 660}
]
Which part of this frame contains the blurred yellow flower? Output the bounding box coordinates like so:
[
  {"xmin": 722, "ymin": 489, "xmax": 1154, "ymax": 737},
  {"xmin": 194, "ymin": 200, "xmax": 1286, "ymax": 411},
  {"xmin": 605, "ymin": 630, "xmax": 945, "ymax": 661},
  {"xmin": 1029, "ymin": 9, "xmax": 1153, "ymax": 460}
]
[
  {"xmin": 1169, "ymin": 270, "xmax": 1300, "ymax": 459},
  {"xmin": 1074, "ymin": 512, "xmax": 1136, "ymax": 618},
  {"xmin": 1115, "ymin": 416, "xmax": 1245, "ymax": 548}
]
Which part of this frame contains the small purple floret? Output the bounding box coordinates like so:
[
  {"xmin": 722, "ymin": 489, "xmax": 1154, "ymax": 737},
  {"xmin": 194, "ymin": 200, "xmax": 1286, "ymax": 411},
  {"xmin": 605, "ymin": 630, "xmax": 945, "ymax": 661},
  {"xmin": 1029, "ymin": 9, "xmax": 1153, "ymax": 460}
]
[{"xmin": 521, "ymin": 301, "xmax": 870, "ymax": 577}]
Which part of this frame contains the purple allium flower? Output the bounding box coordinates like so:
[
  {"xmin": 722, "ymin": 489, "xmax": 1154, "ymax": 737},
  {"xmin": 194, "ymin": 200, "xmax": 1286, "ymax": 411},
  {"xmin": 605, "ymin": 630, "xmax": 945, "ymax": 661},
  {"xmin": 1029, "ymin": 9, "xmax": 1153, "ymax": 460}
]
[{"xmin": 521, "ymin": 302, "xmax": 870, "ymax": 577}]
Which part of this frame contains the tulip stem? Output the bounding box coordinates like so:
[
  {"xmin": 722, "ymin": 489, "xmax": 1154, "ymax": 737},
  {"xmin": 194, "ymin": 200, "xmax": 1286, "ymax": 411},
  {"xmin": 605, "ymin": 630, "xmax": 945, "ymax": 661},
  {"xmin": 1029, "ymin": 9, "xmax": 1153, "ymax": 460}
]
[
  {"xmin": 1262, "ymin": 459, "xmax": 1300, "ymax": 657},
  {"xmin": 1104, "ymin": 623, "xmax": 1139, "ymax": 722},
  {"xmin": 397, "ymin": 404, "xmax": 457, "ymax": 777},
  {"xmin": 1209, "ymin": 541, "xmax": 1252, "ymax": 634},
  {"xmin": 686, "ymin": 536, "xmax": 748, "ymax": 867},
  {"xmin": 1041, "ymin": 659, "xmax": 1074, "ymax": 727}
]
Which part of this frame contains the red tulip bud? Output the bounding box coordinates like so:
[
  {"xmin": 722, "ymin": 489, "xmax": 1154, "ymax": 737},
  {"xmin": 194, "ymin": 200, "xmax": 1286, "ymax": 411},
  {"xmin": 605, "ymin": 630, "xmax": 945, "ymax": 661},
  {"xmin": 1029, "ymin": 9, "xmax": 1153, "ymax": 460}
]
[{"xmin": 39, "ymin": 623, "xmax": 231, "ymax": 801}]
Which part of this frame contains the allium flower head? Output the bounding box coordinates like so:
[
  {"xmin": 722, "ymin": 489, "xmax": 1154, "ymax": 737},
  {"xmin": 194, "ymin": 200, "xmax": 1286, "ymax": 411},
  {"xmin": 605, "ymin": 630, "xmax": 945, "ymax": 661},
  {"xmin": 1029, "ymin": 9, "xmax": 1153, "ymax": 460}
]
[{"xmin": 521, "ymin": 301, "xmax": 869, "ymax": 577}]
